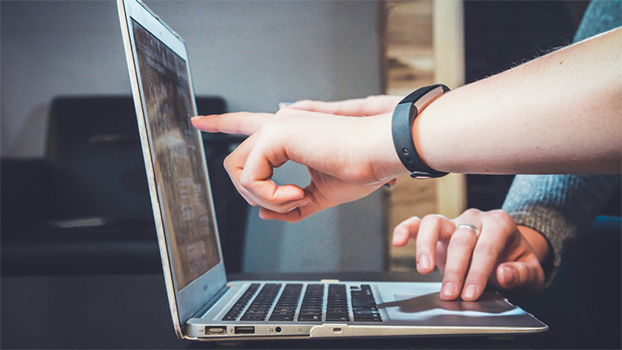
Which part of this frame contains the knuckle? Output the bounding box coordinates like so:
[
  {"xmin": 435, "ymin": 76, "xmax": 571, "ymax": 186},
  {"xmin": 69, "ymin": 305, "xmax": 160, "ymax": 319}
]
[
  {"xmin": 488, "ymin": 210, "xmax": 513, "ymax": 225},
  {"xmin": 395, "ymin": 220, "xmax": 410, "ymax": 231},
  {"xmin": 332, "ymin": 101, "xmax": 345, "ymax": 114},
  {"xmin": 406, "ymin": 216, "xmax": 422, "ymax": 227},
  {"xmin": 463, "ymin": 208, "xmax": 481, "ymax": 217},
  {"xmin": 238, "ymin": 174, "xmax": 253, "ymax": 189},
  {"xmin": 393, "ymin": 223, "xmax": 406, "ymax": 233},
  {"xmin": 489, "ymin": 211, "xmax": 516, "ymax": 237},
  {"xmin": 422, "ymin": 214, "xmax": 446, "ymax": 228}
]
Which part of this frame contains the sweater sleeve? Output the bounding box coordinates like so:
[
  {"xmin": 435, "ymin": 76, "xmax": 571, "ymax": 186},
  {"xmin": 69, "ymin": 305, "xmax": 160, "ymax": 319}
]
[{"xmin": 502, "ymin": 174, "xmax": 620, "ymax": 287}]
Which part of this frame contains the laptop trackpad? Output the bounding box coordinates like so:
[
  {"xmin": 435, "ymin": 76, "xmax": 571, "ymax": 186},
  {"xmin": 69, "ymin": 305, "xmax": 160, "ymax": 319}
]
[
  {"xmin": 375, "ymin": 283, "xmax": 526, "ymax": 324},
  {"xmin": 394, "ymin": 292, "xmax": 515, "ymax": 314}
]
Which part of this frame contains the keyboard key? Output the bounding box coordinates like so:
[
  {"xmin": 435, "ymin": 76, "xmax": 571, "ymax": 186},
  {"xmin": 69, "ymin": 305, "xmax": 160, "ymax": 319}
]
[
  {"xmin": 298, "ymin": 314, "xmax": 322, "ymax": 321},
  {"xmin": 326, "ymin": 312, "xmax": 350, "ymax": 321},
  {"xmin": 269, "ymin": 315, "xmax": 294, "ymax": 321}
]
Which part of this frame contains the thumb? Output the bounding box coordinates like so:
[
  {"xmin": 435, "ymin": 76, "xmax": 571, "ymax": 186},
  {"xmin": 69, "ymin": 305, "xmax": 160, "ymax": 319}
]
[{"xmin": 496, "ymin": 259, "xmax": 545, "ymax": 292}]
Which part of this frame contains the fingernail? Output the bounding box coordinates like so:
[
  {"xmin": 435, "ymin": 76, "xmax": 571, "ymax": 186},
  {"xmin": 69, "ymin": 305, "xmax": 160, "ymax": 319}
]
[
  {"xmin": 418, "ymin": 254, "xmax": 430, "ymax": 271},
  {"xmin": 464, "ymin": 284, "xmax": 477, "ymax": 299},
  {"xmin": 503, "ymin": 266, "xmax": 517, "ymax": 285},
  {"xmin": 191, "ymin": 115, "xmax": 205, "ymax": 121},
  {"xmin": 442, "ymin": 282, "xmax": 455, "ymax": 297}
]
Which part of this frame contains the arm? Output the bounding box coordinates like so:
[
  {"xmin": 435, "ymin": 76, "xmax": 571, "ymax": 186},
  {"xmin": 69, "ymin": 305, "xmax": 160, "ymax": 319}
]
[
  {"xmin": 192, "ymin": 27, "xmax": 621, "ymax": 221},
  {"xmin": 289, "ymin": 27, "xmax": 622, "ymax": 175},
  {"xmin": 416, "ymin": 26, "xmax": 621, "ymax": 175}
]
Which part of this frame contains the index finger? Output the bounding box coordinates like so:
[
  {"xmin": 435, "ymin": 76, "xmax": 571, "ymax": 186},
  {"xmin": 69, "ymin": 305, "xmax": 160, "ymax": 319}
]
[{"xmin": 191, "ymin": 112, "xmax": 274, "ymax": 135}]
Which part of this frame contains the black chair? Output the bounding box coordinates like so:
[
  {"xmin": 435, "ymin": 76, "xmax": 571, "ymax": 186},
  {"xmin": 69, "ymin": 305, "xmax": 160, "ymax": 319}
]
[{"xmin": 1, "ymin": 95, "xmax": 248, "ymax": 275}]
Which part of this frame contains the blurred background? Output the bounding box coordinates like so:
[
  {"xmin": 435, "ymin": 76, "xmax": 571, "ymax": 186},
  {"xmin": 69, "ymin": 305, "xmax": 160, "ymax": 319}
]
[{"xmin": 3, "ymin": 0, "xmax": 614, "ymax": 278}]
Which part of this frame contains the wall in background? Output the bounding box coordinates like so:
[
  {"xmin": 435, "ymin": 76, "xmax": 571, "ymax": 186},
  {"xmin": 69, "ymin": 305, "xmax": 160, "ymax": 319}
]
[
  {"xmin": 2, "ymin": 0, "xmax": 382, "ymax": 157},
  {"xmin": 1, "ymin": 1, "xmax": 386, "ymax": 273}
]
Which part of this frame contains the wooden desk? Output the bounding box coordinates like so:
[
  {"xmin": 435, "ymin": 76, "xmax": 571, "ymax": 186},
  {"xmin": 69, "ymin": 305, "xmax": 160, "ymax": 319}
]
[{"xmin": 1, "ymin": 272, "xmax": 529, "ymax": 349}]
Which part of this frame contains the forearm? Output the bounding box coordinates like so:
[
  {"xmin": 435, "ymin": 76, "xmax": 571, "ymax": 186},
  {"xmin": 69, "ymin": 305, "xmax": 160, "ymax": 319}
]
[{"xmin": 414, "ymin": 27, "xmax": 622, "ymax": 175}]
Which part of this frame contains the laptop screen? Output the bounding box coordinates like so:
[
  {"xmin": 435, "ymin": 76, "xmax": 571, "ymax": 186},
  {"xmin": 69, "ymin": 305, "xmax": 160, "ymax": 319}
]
[{"xmin": 132, "ymin": 19, "xmax": 221, "ymax": 291}]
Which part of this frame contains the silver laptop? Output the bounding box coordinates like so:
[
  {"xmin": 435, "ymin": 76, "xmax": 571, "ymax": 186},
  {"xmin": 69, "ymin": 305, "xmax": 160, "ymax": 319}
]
[{"xmin": 117, "ymin": 0, "xmax": 547, "ymax": 341}]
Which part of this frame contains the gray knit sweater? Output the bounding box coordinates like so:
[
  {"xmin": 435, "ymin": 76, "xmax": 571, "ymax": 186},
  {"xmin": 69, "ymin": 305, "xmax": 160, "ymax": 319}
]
[{"xmin": 502, "ymin": 175, "xmax": 620, "ymax": 284}]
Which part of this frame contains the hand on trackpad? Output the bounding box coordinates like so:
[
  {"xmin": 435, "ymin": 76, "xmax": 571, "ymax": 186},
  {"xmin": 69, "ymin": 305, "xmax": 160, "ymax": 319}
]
[{"xmin": 389, "ymin": 292, "xmax": 515, "ymax": 314}]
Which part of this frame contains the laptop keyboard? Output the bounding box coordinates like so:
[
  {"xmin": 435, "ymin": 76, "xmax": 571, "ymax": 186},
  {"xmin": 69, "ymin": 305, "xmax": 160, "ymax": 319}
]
[{"xmin": 223, "ymin": 283, "xmax": 383, "ymax": 323}]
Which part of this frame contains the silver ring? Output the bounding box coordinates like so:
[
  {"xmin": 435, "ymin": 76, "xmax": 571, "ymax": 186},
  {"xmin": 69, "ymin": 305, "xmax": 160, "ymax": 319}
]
[{"xmin": 455, "ymin": 223, "xmax": 480, "ymax": 238}]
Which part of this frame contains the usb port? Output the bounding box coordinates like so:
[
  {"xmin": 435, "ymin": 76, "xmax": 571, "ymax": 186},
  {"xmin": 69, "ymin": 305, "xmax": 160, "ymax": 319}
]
[
  {"xmin": 205, "ymin": 326, "xmax": 226, "ymax": 335},
  {"xmin": 234, "ymin": 326, "xmax": 255, "ymax": 334}
]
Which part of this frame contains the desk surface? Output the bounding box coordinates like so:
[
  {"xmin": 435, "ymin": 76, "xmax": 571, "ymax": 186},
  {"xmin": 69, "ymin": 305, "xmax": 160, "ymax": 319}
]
[{"xmin": 1, "ymin": 272, "xmax": 529, "ymax": 349}]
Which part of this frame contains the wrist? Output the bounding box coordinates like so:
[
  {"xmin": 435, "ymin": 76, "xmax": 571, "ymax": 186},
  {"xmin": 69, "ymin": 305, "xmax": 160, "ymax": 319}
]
[
  {"xmin": 365, "ymin": 113, "xmax": 410, "ymax": 182},
  {"xmin": 517, "ymin": 225, "xmax": 550, "ymax": 264}
]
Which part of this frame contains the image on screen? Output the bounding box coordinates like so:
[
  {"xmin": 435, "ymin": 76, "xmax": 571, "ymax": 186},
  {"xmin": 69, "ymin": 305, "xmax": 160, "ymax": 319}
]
[{"xmin": 132, "ymin": 19, "xmax": 220, "ymax": 290}]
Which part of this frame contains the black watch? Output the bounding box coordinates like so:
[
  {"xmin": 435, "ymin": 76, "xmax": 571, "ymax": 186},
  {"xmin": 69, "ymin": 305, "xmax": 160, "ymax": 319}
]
[{"xmin": 391, "ymin": 84, "xmax": 450, "ymax": 179}]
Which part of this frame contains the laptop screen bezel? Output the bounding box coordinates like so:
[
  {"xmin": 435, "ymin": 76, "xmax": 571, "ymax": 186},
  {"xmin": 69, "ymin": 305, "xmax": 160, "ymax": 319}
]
[{"xmin": 118, "ymin": 0, "xmax": 227, "ymax": 333}]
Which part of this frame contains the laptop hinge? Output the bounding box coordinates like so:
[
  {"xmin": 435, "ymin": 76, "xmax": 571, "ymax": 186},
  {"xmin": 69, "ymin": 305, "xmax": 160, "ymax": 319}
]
[{"xmin": 187, "ymin": 285, "xmax": 230, "ymax": 321}]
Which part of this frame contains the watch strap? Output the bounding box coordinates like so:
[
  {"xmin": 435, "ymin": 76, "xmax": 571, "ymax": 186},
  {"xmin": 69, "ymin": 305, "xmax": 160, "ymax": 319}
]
[{"xmin": 391, "ymin": 84, "xmax": 450, "ymax": 179}]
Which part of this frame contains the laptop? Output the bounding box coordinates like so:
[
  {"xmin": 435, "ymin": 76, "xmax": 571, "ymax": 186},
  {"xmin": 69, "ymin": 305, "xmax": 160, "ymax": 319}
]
[{"xmin": 117, "ymin": 0, "xmax": 547, "ymax": 341}]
